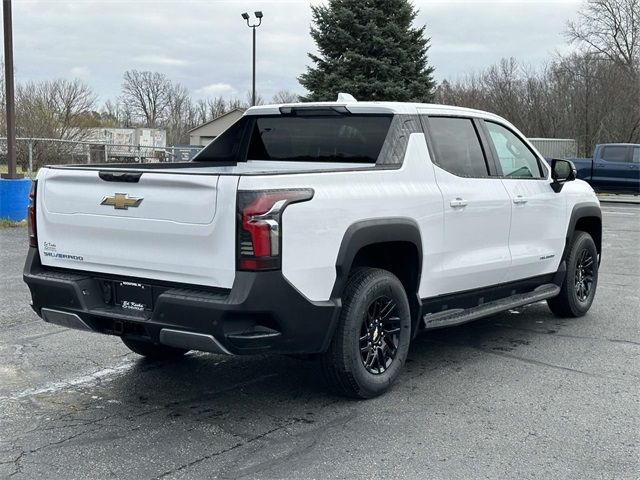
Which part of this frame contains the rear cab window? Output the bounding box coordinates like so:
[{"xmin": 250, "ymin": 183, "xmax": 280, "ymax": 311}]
[
  {"xmin": 247, "ymin": 115, "xmax": 391, "ymax": 163},
  {"xmin": 194, "ymin": 112, "xmax": 392, "ymax": 164}
]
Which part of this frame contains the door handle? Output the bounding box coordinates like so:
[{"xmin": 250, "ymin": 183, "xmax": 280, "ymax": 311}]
[
  {"xmin": 450, "ymin": 197, "xmax": 468, "ymax": 208},
  {"xmin": 513, "ymin": 195, "xmax": 528, "ymax": 205}
]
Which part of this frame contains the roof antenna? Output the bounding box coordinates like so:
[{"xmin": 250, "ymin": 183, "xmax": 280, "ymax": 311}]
[{"xmin": 337, "ymin": 93, "xmax": 357, "ymax": 103}]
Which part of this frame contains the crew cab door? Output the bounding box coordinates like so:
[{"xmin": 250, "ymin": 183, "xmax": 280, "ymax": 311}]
[
  {"xmin": 481, "ymin": 120, "xmax": 566, "ymax": 282},
  {"xmin": 593, "ymin": 145, "xmax": 639, "ymax": 193},
  {"xmin": 421, "ymin": 115, "xmax": 512, "ymax": 295}
]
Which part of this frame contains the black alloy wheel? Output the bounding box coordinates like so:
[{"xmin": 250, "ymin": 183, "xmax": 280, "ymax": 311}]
[
  {"xmin": 359, "ymin": 296, "xmax": 401, "ymax": 374},
  {"xmin": 574, "ymin": 248, "xmax": 595, "ymax": 302}
]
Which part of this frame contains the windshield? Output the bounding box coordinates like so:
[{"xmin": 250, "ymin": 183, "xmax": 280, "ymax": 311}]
[{"xmin": 194, "ymin": 114, "xmax": 392, "ymax": 164}]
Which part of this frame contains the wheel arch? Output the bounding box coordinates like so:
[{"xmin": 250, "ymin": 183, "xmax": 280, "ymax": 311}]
[
  {"xmin": 330, "ymin": 218, "xmax": 423, "ymax": 337},
  {"xmin": 563, "ymin": 203, "xmax": 602, "ymax": 262}
]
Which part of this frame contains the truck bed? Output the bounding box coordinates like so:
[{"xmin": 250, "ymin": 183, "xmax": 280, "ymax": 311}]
[{"xmin": 49, "ymin": 160, "xmax": 379, "ymax": 176}]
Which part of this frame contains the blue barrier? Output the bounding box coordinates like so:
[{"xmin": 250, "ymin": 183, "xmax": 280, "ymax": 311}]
[{"xmin": 0, "ymin": 178, "xmax": 32, "ymax": 222}]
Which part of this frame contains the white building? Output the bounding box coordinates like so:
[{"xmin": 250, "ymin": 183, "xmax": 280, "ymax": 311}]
[
  {"xmin": 528, "ymin": 138, "xmax": 578, "ymax": 159},
  {"xmin": 84, "ymin": 128, "xmax": 167, "ymax": 162},
  {"xmin": 85, "ymin": 128, "xmax": 166, "ymax": 148}
]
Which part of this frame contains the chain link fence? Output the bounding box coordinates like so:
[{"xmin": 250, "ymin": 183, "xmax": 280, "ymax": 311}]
[{"xmin": 0, "ymin": 138, "xmax": 203, "ymax": 177}]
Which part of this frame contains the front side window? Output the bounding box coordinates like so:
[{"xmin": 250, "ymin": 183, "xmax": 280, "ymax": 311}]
[
  {"xmin": 601, "ymin": 146, "xmax": 629, "ymax": 162},
  {"xmin": 485, "ymin": 122, "xmax": 543, "ymax": 178},
  {"xmin": 633, "ymin": 147, "xmax": 640, "ymax": 163},
  {"xmin": 427, "ymin": 117, "xmax": 489, "ymax": 177}
]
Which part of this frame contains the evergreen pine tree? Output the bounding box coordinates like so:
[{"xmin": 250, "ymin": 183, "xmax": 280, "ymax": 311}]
[{"xmin": 299, "ymin": 0, "xmax": 436, "ymax": 102}]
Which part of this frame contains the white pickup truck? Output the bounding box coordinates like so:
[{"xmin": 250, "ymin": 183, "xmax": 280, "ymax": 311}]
[{"xmin": 24, "ymin": 97, "xmax": 601, "ymax": 398}]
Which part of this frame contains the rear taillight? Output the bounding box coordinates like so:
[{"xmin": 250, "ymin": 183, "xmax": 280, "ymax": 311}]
[
  {"xmin": 28, "ymin": 180, "xmax": 38, "ymax": 248},
  {"xmin": 237, "ymin": 189, "xmax": 313, "ymax": 271}
]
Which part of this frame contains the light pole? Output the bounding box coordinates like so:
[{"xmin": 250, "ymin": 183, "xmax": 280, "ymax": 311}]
[{"xmin": 241, "ymin": 11, "xmax": 263, "ymax": 107}]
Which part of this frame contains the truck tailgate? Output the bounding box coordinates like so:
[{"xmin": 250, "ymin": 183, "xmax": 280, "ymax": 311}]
[{"xmin": 36, "ymin": 168, "xmax": 238, "ymax": 289}]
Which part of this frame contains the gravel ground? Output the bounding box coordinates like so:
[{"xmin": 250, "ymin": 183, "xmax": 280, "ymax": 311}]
[{"xmin": 0, "ymin": 204, "xmax": 638, "ymax": 479}]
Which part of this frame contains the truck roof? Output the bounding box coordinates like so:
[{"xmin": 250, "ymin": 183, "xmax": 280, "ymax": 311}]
[{"xmin": 245, "ymin": 100, "xmax": 507, "ymax": 123}]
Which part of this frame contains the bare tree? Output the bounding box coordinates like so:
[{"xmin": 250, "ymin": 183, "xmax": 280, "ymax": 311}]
[
  {"xmin": 16, "ymin": 79, "xmax": 96, "ymax": 140},
  {"xmin": 119, "ymin": 98, "xmax": 135, "ymax": 128},
  {"xmin": 271, "ymin": 89, "xmax": 300, "ymax": 103},
  {"xmin": 51, "ymin": 79, "xmax": 98, "ymax": 138},
  {"xmin": 481, "ymin": 57, "xmax": 526, "ymax": 127},
  {"xmin": 435, "ymin": 52, "xmax": 639, "ymax": 156},
  {"xmin": 243, "ymin": 91, "xmax": 265, "ymax": 107},
  {"xmin": 566, "ymin": 0, "xmax": 639, "ymax": 69},
  {"xmin": 565, "ymin": 0, "xmax": 640, "ymax": 150},
  {"xmin": 15, "ymin": 79, "xmax": 98, "ymax": 168},
  {"xmin": 208, "ymin": 97, "xmax": 228, "ymax": 118},
  {"xmin": 102, "ymin": 99, "xmax": 120, "ymax": 125},
  {"xmin": 194, "ymin": 98, "xmax": 208, "ymax": 125},
  {"xmin": 228, "ymin": 97, "xmax": 246, "ymax": 110},
  {"xmin": 121, "ymin": 70, "xmax": 172, "ymax": 127},
  {"xmin": 165, "ymin": 82, "xmax": 197, "ymax": 145},
  {"xmin": 192, "ymin": 97, "xmax": 229, "ymax": 126}
]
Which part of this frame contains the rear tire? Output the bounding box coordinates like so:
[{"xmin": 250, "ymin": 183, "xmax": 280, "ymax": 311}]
[
  {"xmin": 121, "ymin": 337, "xmax": 188, "ymax": 359},
  {"xmin": 321, "ymin": 268, "xmax": 412, "ymax": 399},
  {"xmin": 547, "ymin": 231, "xmax": 598, "ymax": 317}
]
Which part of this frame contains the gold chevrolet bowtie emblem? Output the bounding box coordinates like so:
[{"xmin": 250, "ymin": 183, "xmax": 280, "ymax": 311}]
[{"xmin": 100, "ymin": 193, "xmax": 143, "ymax": 210}]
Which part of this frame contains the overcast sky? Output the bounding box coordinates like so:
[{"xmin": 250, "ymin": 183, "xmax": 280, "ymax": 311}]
[{"xmin": 6, "ymin": 0, "xmax": 583, "ymax": 105}]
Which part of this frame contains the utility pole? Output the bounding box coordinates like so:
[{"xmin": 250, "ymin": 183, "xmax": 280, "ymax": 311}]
[
  {"xmin": 241, "ymin": 11, "xmax": 263, "ymax": 106},
  {"xmin": 2, "ymin": 0, "xmax": 20, "ymax": 179}
]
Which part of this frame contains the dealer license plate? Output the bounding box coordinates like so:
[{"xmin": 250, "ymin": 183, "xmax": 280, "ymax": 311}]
[{"xmin": 115, "ymin": 281, "xmax": 153, "ymax": 311}]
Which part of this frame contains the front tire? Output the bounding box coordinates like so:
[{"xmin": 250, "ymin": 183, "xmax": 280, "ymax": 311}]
[
  {"xmin": 321, "ymin": 268, "xmax": 412, "ymax": 399},
  {"xmin": 547, "ymin": 231, "xmax": 598, "ymax": 317},
  {"xmin": 121, "ymin": 337, "xmax": 189, "ymax": 359}
]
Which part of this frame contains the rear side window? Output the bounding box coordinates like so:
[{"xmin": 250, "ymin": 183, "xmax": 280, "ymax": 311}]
[
  {"xmin": 247, "ymin": 115, "xmax": 392, "ymax": 163},
  {"xmin": 485, "ymin": 122, "xmax": 543, "ymax": 178},
  {"xmin": 601, "ymin": 146, "xmax": 629, "ymax": 162},
  {"xmin": 633, "ymin": 147, "xmax": 640, "ymax": 163},
  {"xmin": 427, "ymin": 117, "xmax": 489, "ymax": 177},
  {"xmin": 194, "ymin": 118, "xmax": 248, "ymax": 162}
]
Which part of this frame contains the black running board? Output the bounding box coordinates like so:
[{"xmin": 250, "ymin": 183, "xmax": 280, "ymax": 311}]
[{"xmin": 423, "ymin": 283, "xmax": 560, "ymax": 329}]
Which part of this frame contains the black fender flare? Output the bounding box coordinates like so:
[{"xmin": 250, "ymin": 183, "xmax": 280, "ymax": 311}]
[
  {"xmin": 326, "ymin": 218, "xmax": 423, "ymax": 342},
  {"xmin": 330, "ymin": 218, "xmax": 423, "ymax": 298},
  {"xmin": 562, "ymin": 202, "xmax": 602, "ymax": 263}
]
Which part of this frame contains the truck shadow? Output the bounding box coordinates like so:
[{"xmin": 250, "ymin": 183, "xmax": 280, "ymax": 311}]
[{"xmin": 99, "ymin": 300, "xmax": 569, "ymax": 412}]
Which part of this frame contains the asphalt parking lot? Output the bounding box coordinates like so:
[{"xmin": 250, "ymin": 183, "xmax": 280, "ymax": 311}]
[{"xmin": 1, "ymin": 204, "xmax": 638, "ymax": 480}]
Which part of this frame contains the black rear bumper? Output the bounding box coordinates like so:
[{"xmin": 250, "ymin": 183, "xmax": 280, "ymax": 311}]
[{"xmin": 23, "ymin": 248, "xmax": 340, "ymax": 355}]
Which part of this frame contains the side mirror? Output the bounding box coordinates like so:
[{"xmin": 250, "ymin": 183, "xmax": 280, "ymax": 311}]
[{"xmin": 550, "ymin": 159, "xmax": 576, "ymax": 192}]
